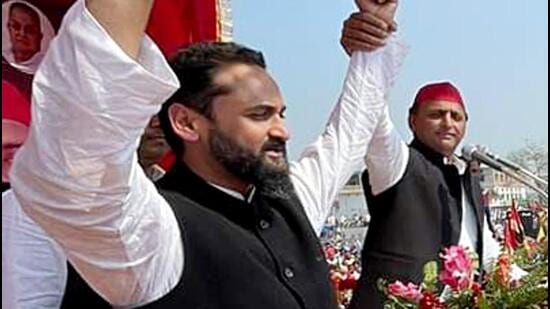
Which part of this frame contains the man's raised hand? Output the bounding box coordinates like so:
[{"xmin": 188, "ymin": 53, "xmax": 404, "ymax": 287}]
[
  {"xmin": 341, "ymin": 12, "xmax": 392, "ymax": 55},
  {"xmin": 355, "ymin": 0, "xmax": 398, "ymax": 32}
]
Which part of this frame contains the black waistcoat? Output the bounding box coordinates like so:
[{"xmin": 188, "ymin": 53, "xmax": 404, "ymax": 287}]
[
  {"xmin": 139, "ymin": 162, "xmax": 336, "ymax": 309},
  {"xmin": 349, "ymin": 140, "xmax": 484, "ymax": 309},
  {"xmin": 60, "ymin": 163, "xmax": 336, "ymax": 308},
  {"xmin": 61, "ymin": 263, "xmax": 111, "ymax": 308}
]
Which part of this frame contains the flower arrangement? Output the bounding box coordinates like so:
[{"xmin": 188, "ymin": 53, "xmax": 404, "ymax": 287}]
[
  {"xmin": 379, "ymin": 241, "xmax": 548, "ymax": 309},
  {"xmin": 379, "ymin": 203, "xmax": 548, "ymax": 309}
]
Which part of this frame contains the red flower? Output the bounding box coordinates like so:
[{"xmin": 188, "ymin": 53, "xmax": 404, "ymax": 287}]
[
  {"xmin": 325, "ymin": 246, "xmax": 336, "ymax": 259},
  {"xmin": 524, "ymin": 237, "xmax": 539, "ymax": 258},
  {"xmin": 471, "ymin": 282, "xmax": 483, "ymax": 306},
  {"xmin": 439, "ymin": 246, "xmax": 475, "ymax": 291},
  {"xmin": 387, "ymin": 280, "xmax": 422, "ymax": 302},
  {"xmin": 496, "ymin": 254, "xmax": 511, "ymax": 286},
  {"xmin": 471, "ymin": 282, "xmax": 482, "ymax": 296},
  {"xmin": 419, "ymin": 292, "xmax": 445, "ymax": 309}
]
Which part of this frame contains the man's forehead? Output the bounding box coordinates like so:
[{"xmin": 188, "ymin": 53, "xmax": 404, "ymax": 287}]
[
  {"xmin": 2, "ymin": 120, "xmax": 29, "ymax": 130},
  {"xmin": 421, "ymin": 100, "xmax": 465, "ymax": 113},
  {"xmin": 214, "ymin": 64, "xmax": 281, "ymax": 103},
  {"xmin": 214, "ymin": 63, "xmax": 255, "ymax": 79},
  {"xmin": 214, "ymin": 63, "xmax": 274, "ymax": 86},
  {"xmin": 2, "ymin": 124, "xmax": 28, "ymax": 145},
  {"xmin": 249, "ymin": 100, "xmax": 285, "ymax": 110}
]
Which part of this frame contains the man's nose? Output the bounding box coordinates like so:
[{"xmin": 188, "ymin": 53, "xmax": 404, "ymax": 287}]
[
  {"xmin": 441, "ymin": 112, "xmax": 453, "ymax": 127},
  {"xmin": 269, "ymin": 119, "xmax": 290, "ymax": 142}
]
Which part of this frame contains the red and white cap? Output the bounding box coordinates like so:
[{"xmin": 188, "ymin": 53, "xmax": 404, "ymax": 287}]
[
  {"xmin": 2, "ymin": 80, "xmax": 31, "ymax": 127},
  {"xmin": 413, "ymin": 82, "xmax": 465, "ymax": 110}
]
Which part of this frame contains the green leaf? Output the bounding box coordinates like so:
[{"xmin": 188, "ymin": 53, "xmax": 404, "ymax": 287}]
[
  {"xmin": 422, "ymin": 261, "xmax": 439, "ymax": 291},
  {"xmin": 477, "ymin": 293, "xmax": 491, "ymax": 309}
]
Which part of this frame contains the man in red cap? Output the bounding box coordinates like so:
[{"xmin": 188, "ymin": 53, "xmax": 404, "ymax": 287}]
[
  {"xmin": 2, "ymin": 80, "xmax": 31, "ymax": 190},
  {"xmin": 348, "ymin": 81, "xmax": 500, "ymax": 308},
  {"xmin": 408, "ymin": 82, "xmax": 467, "ymax": 157}
]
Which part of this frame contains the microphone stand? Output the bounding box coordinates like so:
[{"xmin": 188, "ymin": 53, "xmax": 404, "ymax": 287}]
[
  {"xmin": 486, "ymin": 152, "xmax": 548, "ymax": 188},
  {"xmin": 489, "ymin": 164, "xmax": 549, "ymax": 202}
]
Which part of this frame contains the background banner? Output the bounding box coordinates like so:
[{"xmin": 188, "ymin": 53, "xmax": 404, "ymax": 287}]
[{"xmin": 2, "ymin": 0, "xmax": 232, "ymax": 116}]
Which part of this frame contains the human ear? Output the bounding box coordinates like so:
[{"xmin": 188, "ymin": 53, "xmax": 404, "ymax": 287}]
[{"xmin": 168, "ymin": 104, "xmax": 200, "ymax": 143}]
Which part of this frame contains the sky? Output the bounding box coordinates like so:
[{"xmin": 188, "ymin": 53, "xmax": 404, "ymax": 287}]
[{"xmin": 232, "ymin": 0, "xmax": 548, "ymax": 159}]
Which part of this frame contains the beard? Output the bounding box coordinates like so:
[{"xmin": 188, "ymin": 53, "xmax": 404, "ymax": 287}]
[{"xmin": 208, "ymin": 127, "xmax": 295, "ymax": 200}]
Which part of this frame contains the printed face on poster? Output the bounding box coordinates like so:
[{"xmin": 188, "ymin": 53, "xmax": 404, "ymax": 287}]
[
  {"xmin": 1, "ymin": 0, "xmax": 54, "ymax": 184},
  {"xmin": 2, "ymin": 79, "xmax": 30, "ymax": 184},
  {"xmin": 2, "ymin": 0, "xmax": 55, "ymax": 74}
]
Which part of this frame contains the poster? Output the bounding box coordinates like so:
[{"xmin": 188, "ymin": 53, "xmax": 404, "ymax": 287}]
[{"xmin": 1, "ymin": 0, "xmax": 232, "ymax": 185}]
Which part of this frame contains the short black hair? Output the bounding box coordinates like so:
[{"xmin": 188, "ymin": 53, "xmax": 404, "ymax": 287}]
[
  {"xmin": 159, "ymin": 42, "xmax": 266, "ymax": 159},
  {"xmin": 408, "ymin": 103, "xmax": 420, "ymax": 116}
]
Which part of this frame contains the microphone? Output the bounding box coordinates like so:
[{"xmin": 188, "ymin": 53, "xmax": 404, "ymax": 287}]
[
  {"xmin": 482, "ymin": 149, "xmax": 522, "ymax": 172},
  {"xmin": 461, "ymin": 145, "xmax": 505, "ymax": 171},
  {"xmin": 483, "ymin": 147, "xmax": 548, "ymax": 187},
  {"xmin": 462, "ymin": 144, "xmax": 549, "ymax": 201}
]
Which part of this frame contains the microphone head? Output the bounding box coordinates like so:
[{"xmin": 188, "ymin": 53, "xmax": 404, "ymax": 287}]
[
  {"xmin": 478, "ymin": 145, "xmax": 490, "ymax": 155},
  {"xmin": 461, "ymin": 144, "xmax": 477, "ymax": 161}
]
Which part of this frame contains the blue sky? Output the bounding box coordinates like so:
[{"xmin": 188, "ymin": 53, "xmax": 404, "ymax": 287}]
[{"xmin": 233, "ymin": 1, "xmax": 548, "ymax": 159}]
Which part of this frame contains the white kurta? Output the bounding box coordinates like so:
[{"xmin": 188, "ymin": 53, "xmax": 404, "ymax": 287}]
[{"xmin": 10, "ymin": 0, "xmax": 408, "ymax": 307}]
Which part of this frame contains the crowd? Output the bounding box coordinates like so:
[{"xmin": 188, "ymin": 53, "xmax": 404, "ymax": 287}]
[
  {"xmin": 321, "ymin": 202, "xmax": 548, "ymax": 307},
  {"xmin": 322, "ymin": 227, "xmax": 363, "ymax": 308}
]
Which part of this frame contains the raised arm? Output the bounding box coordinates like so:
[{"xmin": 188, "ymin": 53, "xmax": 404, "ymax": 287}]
[
  {"xmin": 343, "ymin": 1, "xmax": 409, "ymax": 198},
  {"xmin": 291, "ymin": 7, "xmax": 408, "ymax": 234},
  {"xmin": 345, "ymin": 0, "xmax": 410, "ymax": 198},
  {"xmin": 363, "ymin": 105, "xmax": 409, "ymax": 196},
  {"xmin": 85, "ymin": 0, "xmax": 153, "ymax": 58},
  {"xmin": 11, "ymin": 1, "xmax": 181, "ymax": 306}
]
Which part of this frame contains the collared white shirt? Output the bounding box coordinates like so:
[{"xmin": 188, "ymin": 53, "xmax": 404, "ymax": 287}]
[
  {"xmin": 208, "ymin": 183, "xmax": 255, "ymax": 203},
  {"xmin": 10, "ymin": 0, "xmax": 408, "ymax": 307}
]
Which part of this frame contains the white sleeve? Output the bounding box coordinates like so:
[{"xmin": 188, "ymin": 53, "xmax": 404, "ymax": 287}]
[
  {"xmin": 290, "ymin": 36, "xmax": 408, "ymax": 235},
  {"xmin": 364, "ymin": 105, "xmax": 409, "ymax": 196},
  {"xmin": 10, "ymin": 1, "xmax": 182, "ymax": 306},
  {"xmin": 2, "ymin": 190, "xmax": 67, "ymax": 309}
]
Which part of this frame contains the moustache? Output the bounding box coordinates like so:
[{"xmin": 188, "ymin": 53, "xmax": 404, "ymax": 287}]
[{"xmin": 261, "ymin": 139, "xmax": 287, "ymax": 154}]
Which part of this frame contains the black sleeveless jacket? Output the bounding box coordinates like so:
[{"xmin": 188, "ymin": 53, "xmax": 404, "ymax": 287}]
[
  {"xmin": 349, "ymin": 140, "xmax": 484, "ymax": 309},
  {"xmin": 63, "ymin": 162, "xmax": 336, "ymax": 308},
  {"xmin": 142, "ymin": 162, "xmax": 336, "ymax": 309}
]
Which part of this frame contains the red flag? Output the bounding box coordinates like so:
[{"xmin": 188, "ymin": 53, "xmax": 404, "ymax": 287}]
[
  {"xmin": 504, "ymin": 200, "xmax": 525, "ymax": 252},
  {"xmin": 147, "ymin": 0, "xmax": 232, "ymax": 57}
]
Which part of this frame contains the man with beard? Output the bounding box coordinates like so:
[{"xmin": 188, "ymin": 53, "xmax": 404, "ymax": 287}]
[{"xmin": 11, "ymin": 0, "xmax": 404, "ymax": 308}]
